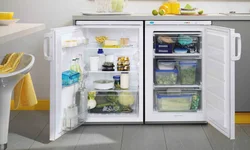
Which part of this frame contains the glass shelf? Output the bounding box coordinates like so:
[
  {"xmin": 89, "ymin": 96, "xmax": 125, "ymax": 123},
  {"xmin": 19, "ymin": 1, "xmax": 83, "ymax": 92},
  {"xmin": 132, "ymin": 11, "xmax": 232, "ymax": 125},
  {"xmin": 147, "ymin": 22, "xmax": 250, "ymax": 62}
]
[
  {"xmin": 154, "ymin": 84, "xmax": 201, "ymax": 89},
  {"xmin": 87, "ymin": 71, "xmax": 138, "ymax": 74},
  {"xmin": 154, "ymin": 53, "xmax": 201, "ymax": 57},
  {"xmin": 87, "ymin": 86, "xmax": 139, "ymax": 92}
]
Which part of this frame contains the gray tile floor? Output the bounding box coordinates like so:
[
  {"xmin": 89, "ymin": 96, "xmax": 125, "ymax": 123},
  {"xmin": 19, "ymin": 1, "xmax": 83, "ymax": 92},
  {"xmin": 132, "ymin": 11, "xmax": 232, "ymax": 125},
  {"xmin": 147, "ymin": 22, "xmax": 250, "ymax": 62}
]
[{"xmin": 7, "ymin": 111, "xmax": 250, "ymax": 150}]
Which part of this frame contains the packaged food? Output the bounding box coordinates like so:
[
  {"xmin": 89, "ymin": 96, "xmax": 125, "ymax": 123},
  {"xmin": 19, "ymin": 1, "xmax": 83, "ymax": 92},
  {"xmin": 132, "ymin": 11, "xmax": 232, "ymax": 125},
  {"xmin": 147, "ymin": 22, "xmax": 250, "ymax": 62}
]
[
  {"xmin": 179, "ymin": 61, "xmax": 197, "ymax": 85},
  {"xmin": 155, "ymin": 35, "xmax": 175, "ymax": 53},
  {"xmin": 102, "ymin": 62, "xmax": 115, "ymax": 71},
  {"xmin": 113, "ymin": 75, "xmax": 121, "ymax": 89},
  {"xmin": 157, "ymin": 93, "xmax": 193, "ymax": 111},
  {"xmin": 157, "ymin": 60, "xmax": 176, "ymax": 70},
  {"xmin": 121, "ymin": 72, "xmax": 129, "ymax": 89},
  {"xmin": 117, "ymin": 56, "xmax": 130, "ymax": 71},
  {"xmin": 62, "ymin": 70, "xmax": 80, "ymax": 86},
  {"xmin": 155, "ymin": 69, "xmax": 178, "ymax": 85}
]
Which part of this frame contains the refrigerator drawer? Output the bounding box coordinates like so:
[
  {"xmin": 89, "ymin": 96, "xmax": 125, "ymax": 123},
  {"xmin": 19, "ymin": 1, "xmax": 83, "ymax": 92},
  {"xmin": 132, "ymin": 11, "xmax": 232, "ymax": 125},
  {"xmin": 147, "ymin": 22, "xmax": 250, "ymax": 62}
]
[
  {"xmin": 155, "ymin": 90, "xmax": 201, "ymax": 112},
  {"xmin": 88, "ymin": 91, "xmax": 139, "ymax": 115},
  {"xmin": 153, "ymin": 32, "xmax": 202, "ymax": 54}
]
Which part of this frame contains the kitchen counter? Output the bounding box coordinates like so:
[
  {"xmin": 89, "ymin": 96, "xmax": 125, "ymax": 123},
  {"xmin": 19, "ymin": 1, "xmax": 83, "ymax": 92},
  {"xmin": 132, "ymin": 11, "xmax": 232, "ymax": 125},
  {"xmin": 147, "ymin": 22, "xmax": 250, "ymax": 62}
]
[
  {"xmin": 0, "ymin": 23, "xmax": 45, "ymax": 45},
  {"xmin": 73, "ymin": 13, "xmax": 250, "ymax": 22}
]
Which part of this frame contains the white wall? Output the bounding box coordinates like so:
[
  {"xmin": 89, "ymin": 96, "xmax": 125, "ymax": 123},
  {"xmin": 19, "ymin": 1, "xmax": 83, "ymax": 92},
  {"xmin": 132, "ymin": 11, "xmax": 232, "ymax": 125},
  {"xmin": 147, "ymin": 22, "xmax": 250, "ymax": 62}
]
[{"xmin": 1, "ymin": 0, "xmax": 250, "ymax": 99}]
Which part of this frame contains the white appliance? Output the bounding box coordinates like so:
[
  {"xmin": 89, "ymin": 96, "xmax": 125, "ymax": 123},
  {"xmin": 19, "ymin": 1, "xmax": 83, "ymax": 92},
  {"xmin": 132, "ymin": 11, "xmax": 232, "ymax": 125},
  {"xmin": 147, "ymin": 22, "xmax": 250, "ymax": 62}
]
[
  {"xmin": 44, "ymin": 21, "xmax": 144, "ymax": 141},
  {"xmin": 145, "ymin": 21, "xmax": 242, "ymax": 140}
]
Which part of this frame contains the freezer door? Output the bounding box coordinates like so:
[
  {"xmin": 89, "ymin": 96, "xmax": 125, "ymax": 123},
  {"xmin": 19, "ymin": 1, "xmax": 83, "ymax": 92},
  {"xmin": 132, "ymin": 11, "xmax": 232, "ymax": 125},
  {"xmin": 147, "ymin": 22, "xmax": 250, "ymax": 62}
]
[
  {"xmin": 44, "ymin": 26, "xmax": 87, "ymax": 141},
  {"xmin": 204, "ymin": 26, "xmax": 241, "ymax": 139}
]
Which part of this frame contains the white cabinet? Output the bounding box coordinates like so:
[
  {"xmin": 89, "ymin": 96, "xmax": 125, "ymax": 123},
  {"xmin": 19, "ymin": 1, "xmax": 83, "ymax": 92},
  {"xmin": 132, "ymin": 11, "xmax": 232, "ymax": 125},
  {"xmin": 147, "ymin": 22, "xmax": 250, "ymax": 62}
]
[{"xmin": 145, "ymin": 21, "xmax": 241, "ymax": 139}]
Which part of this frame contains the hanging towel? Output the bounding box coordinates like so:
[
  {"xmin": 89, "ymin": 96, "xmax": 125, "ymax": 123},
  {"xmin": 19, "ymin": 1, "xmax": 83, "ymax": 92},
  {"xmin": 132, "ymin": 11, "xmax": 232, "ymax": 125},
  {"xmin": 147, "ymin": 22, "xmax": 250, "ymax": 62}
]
[{"xmin": 0, "ymin": 52, "xmax": 37, "ymax": 109}]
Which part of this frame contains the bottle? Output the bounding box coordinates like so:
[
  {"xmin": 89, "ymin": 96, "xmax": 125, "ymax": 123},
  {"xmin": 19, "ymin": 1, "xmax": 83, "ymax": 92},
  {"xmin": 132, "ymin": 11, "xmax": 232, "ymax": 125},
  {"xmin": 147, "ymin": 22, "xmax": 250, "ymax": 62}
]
[
  {"xmin": 70, "ymin": 58, "xmax": 77, "ymax": 71},
  {"xmin": 120, "ymin": 72, "xmax": 129, "ymax": 89},
  {"xmin": 75, "ymin": 86, "xmax": 86, "ymax": 120},
  {"xmin": 97, "ymin": 49, "xmax": 105, "ymax": 70},
  {"xmin": 75, "ymin": 58, "xmax": 83, "ymax": 81}
]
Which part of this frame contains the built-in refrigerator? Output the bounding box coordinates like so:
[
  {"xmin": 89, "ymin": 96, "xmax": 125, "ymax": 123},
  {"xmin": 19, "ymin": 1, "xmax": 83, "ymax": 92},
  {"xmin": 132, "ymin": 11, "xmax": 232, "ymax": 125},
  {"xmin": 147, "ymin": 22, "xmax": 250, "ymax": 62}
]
[
  {"xmin": 145, "ymin": 21, "xmax": 242, "ymax": 140},
  {"xmin": 44, "ymin": 21, "xmax": 144, "ymax": 141}
]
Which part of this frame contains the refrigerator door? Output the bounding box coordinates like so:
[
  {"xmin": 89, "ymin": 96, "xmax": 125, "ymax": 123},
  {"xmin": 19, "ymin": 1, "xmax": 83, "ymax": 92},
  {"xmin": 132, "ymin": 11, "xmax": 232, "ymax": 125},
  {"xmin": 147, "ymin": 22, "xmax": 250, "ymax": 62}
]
[
  {"xmin": 205, "ymin": 26, "xmax": 241, "ymax": 139},
  {"xmin": 44, "ymin": 26, "xmax": 87, "ymax": 141}
]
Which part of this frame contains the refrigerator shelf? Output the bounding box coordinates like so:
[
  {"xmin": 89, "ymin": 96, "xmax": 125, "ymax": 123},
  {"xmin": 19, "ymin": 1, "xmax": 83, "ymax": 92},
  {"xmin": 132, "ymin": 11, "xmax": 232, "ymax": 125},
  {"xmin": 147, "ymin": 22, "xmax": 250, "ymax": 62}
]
[
  {"xmin": 87, "ymin": 86, "xmax": 139, "ymax": 92},
  {"xmin": 154, "ymin": 85, "xmax": 201, "ymax": 89},
  {"xmin": 154, "ymin": 53, "xmax": 201, "ymax": 57},
  {"xmin": 85, "ymin": 42, "xmax": 139, "ymax": 50},
  {"xmin": 87, "ymin": 71, "xmax": 138, "ymax": 74},
  {"xmin": 63, "ymin": 114, "xmax": 85, "ymax": 131}
]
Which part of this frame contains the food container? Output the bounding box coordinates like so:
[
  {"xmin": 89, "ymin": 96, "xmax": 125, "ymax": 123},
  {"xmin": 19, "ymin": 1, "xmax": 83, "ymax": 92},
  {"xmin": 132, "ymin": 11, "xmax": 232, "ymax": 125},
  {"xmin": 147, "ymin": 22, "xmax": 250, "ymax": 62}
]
[
  {"xmin": 95, "ymin": 0, "xmax": 111, "ymax": 13},
  {"xmin": 117, "ymin": 56, "xmax": 130, "ymax": 71},
  {"xmin": 111, "ymin": 0, "xmax": 128, "ymax": 12},
  {"xmin": 102, "ymin": 62, "xmax": 115, "ymax": 71},
  {"xmin": 155, "ymin": 36, "xmax": 175, "ymax": 53},
  {"xmin": 113, "ymin": 75, "xmax": 121, "ymax": 89},
  {"xmin": 90, "ymin": 56, "xmax": 99, "ymax": 71},
  {"xmin": 155, "ymin": 69, "xmax": 178, "ymax": 85},
  {"xmin": 62, "ymin": 70, "xmax": 80, "ymax": 86},
  {"xmin": 174, "ymin": 48, "xmax": 189, "ymax": 53},
  {"xmin": 156, "ymin": 93, "xmax": 193, "ymax": 111},
  {"xmin": 121, "ymin": 72, "xmax": 129, "ymax": 89},
  {"xmin": 94, "ymin": 80, "xmax": 114, "ymax": 90},
  {"xmin": 0, "ymin": 12, "xmax": 14, "ymax": 20},
  {"xmin": 157, "ymin": 60, "xmax": 176, "ymax": 70},
  {"xmin": 179, "ymin": 61, "xmax": 197, "ymax": 85}
]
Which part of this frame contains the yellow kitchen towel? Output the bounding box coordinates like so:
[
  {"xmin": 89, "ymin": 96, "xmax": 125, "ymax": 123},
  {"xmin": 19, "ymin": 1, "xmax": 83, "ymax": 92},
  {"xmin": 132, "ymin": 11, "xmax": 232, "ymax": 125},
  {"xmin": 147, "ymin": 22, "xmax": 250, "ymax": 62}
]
[{"xmin": 0, "ymin": 52, "xmax": 38, "ymax": 109}]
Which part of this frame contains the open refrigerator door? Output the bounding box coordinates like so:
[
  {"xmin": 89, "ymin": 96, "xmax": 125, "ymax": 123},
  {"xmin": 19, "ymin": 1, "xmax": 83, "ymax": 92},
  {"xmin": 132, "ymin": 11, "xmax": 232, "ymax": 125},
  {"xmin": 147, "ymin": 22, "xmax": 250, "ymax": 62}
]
[
  {"xmin": 204, "ymin": 26, "xmax": 241, "ymax": 139},
  {"xmin": 44, "ymin": 21, "xmax": 143, "ymax": 141}
]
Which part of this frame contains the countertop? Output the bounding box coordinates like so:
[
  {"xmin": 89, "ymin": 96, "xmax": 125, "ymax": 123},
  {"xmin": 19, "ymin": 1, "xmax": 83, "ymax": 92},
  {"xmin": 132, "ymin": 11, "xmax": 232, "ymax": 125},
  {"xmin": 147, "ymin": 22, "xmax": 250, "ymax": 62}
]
[
  {"xmin": 0, "ymin": 23, "xmax": 45, "ymax": 45},
  {"xmin": 73, "ymin": 13, "xmax": 250, "ymax": 21}
]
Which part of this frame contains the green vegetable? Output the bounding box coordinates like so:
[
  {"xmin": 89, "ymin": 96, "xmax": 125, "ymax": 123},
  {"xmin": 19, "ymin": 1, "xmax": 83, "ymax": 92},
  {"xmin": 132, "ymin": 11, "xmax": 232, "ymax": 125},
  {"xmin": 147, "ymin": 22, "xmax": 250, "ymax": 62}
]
[
  {"xmin": 190, "ymin": 94, "xmax": 200, "ymax": 110},
  {"xmin": 156, "ymin": 72, "xmax": 177, "ymax": 85},
  {"xmin": 118, "ymin": 92, "xmax": 135, "ymax": 106},
  {"xmin": 180, "ymin": 66, "xmax": 196, "ymax": 85},
  {"xmin": 88, "ymin": 91, "xmax": 96, "ymax": 100},
  {"xmin": 184, "ymin": 4, "xmax": 193, "ymax": 10}
]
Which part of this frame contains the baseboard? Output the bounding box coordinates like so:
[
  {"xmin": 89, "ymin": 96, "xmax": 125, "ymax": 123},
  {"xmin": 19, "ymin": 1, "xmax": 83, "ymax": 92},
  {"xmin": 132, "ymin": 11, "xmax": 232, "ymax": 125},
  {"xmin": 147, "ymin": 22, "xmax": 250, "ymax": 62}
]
[
  {"xmin": 10, "ymin": 100, "xmax": 250, "ymax": 123},
  {"xmin": 10, "ymin": 100, "xmax": 49, "ymax": 110},
  {"xmin": 235, "ymin": 113, "xmax": 250, "ymax": 124}
]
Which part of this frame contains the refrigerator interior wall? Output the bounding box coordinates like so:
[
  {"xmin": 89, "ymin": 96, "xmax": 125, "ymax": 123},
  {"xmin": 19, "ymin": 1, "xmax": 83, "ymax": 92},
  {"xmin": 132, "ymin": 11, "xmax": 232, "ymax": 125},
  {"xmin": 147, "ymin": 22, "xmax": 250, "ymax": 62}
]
[
  {"xmin": 145, "ymin": 25, "xmax": 206, "ymax": 122},
  {"xmin": 59, "ymin": 25, "xmax": 142, "ymax": 127}
]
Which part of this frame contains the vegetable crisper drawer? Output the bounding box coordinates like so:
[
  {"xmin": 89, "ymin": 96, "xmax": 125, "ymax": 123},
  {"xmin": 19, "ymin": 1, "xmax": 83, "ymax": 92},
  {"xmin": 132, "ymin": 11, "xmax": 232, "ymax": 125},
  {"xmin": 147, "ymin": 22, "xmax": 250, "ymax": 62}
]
[
  {"xmin": 89, "ymin": 91, "xmax": 138, "ymax": 114},
  {"xmin": 156, "ymin": 91, "xmax": 200, "ymax": 112}
]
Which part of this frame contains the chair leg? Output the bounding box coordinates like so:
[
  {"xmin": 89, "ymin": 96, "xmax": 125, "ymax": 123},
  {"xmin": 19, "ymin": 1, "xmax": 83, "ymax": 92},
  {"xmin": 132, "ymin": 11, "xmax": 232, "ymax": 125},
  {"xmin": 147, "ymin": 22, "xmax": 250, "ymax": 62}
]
[
  {"xmin": 0, "ymin": 88, "xmax": 12, "ymax": 148},
  {"xmin": 0, "ymin": 144, "xmax": 7, "ymax": 150}
]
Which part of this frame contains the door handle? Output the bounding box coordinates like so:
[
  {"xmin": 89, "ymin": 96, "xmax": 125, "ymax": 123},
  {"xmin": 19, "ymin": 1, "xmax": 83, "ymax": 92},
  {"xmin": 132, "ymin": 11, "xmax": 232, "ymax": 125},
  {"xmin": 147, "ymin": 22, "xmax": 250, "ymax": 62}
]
[
  {"xmin": 232, "ymin": 33, "xmax": 242, "ymax": 61},
  {"xmin": 44, "ymin": 33, "xmax": 52, "ymax": 61}
]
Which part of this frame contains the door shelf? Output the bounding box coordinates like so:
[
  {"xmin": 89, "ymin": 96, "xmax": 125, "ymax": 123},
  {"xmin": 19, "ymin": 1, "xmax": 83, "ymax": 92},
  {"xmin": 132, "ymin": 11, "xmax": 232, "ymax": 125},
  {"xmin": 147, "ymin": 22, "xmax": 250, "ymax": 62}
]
[
  {"xmin": 85, "ymin": 42, "xmax": 139, "ymax": 50},
  {"xmin": 154, "ymin": 85, "xmax": 201, "ymax": 89},
  {"xmin": 63, "ymin": 114, "xmax": 85, "ymax": 131}
]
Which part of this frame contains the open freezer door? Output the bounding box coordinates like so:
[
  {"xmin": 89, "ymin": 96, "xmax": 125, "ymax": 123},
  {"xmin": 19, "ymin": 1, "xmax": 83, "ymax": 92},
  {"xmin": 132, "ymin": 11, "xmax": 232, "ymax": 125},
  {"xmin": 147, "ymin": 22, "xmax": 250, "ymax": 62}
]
[
  {"xmin": 44, "ymin": 26, "xmax": 88, "ymax": 141},
  {"xmin": 204, "ymin": 26, "xmax": 241, "ymax": 139}
]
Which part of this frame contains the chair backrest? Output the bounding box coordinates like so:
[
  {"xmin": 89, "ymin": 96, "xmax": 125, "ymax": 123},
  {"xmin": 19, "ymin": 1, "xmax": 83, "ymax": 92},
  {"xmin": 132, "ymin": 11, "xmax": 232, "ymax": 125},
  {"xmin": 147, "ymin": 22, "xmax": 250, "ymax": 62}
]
[{"xmin": 0, "ymin": 54, "xmax": 35, "ymax": 78}]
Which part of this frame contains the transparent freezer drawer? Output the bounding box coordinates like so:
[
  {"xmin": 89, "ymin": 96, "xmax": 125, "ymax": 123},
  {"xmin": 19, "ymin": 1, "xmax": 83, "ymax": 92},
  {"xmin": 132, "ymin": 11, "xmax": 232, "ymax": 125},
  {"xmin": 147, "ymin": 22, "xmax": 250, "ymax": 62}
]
[
  {"xmin": 88, "ymin": 91, "xmax": 138, "ymax": 114},
  {"xmin": 156, "ymin": 91, "xmax": 200, "ymax": 112},
  {"xmin": 155, "ymin": 69, "xmax": 178, "ymax": 85}
]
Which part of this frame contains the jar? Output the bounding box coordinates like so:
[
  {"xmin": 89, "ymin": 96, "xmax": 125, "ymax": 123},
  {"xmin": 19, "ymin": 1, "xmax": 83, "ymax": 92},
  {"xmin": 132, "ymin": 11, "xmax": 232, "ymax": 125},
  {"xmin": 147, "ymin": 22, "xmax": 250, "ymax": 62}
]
[
  {"xmin": 113, "ymin": 75, "xmax": 121, "ymax": 89},
  {"xmin": 111, "ymin": 0, "xmax": 128, "ymax": 12},
  {"xmin": 120, "ymin": 72, "xmax": 129, "ymax": 89},
  {"xmin": 95, "ymin": 0, "xmax": 111, "ymax": 13}
]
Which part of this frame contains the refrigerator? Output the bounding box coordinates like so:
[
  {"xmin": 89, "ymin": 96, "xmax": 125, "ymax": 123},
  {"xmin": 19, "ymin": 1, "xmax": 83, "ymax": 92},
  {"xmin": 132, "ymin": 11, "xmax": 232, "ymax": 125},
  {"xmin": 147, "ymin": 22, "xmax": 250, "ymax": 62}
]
[
  {"xmin": 145, "ymin": 21, "xmax": 242, "ymax": 140},
  {"xmin": 44, "ymin": 21, "xmax": 144, "ymax": 141}
]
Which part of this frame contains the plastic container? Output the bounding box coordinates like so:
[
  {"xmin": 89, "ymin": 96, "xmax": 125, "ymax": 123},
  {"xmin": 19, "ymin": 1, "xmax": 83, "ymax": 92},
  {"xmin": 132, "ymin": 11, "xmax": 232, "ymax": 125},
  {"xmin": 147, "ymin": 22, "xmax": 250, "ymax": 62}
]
[
  {"xmin": 174, "ymin": 48, "xmax": 189, "ymax": 53},
  {"xmin": 155, "ymin": 69, "xmax": 178, "ymax": 85},
  {"xmin": 95, "ymin": 0, "xmax": 111, "ymax": 13},
  {"xmin": 155, "ymin": 36, "xmax": 175, "ymax": 53},
  {"xmin": 113, "ymin": 75, "xmax": 121, "ymax": 89},
  {"xmin": 179, "ymin": 61, "xmax": 197, "ymax": 85},
  {"xmin": 156, "ymin": 93, "xmax": 193, "ymax": 111},
  {"xmin": 157, "ymin": 60, "xmax": 176, "ymax": 70},
  {"xmin": 97, "ymin": 49, "xmax": 105, "ymax": 70},
  {"xmin": 62, "ymin": 70, "xmax": 80, "ymax": 86}
]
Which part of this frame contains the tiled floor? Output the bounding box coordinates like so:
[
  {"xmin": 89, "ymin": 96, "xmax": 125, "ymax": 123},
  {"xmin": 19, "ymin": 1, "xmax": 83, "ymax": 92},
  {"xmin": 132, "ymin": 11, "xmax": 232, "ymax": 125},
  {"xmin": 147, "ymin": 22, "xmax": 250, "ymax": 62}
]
[{"xmin": 6, "ymin": 111, "xmax": 250, "ymax": 150}]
